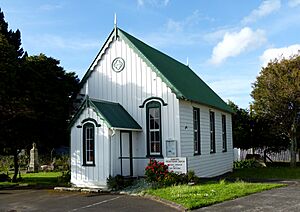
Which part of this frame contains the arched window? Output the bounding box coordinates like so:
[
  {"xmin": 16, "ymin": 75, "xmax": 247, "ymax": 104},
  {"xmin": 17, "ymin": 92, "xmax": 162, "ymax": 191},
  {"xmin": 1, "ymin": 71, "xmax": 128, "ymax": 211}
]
[
  {"xmin": 146, "ymin": 101, "xmax": 162, "ymax": 157},
  {"xmin": 83, "ymin": 122, "xmax": 95, "ymax": 166}
]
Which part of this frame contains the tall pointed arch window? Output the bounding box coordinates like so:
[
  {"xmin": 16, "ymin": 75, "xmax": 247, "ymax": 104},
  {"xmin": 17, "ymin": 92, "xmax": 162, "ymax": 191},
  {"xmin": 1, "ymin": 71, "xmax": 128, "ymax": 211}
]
[
  {"xmin": 146, "ymin": 101, "xmax": 162, "ymax": 157},
  {"xmin": 83, "ymin": 122, "xmax": 95, "ymax": 166}
]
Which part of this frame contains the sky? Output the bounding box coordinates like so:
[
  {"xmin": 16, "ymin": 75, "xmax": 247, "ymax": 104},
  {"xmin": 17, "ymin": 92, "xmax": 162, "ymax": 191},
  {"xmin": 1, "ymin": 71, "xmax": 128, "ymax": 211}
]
[{"xmin": 2, "ymin": 0, "xmax": 300, "ymax": 109}]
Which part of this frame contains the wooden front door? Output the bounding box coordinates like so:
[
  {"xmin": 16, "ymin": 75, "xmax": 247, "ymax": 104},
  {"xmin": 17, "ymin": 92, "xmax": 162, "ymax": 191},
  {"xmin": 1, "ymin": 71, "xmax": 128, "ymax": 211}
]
[{"xmin": 120, "ymin": 131, "xmax": 133, "ymax": 176}]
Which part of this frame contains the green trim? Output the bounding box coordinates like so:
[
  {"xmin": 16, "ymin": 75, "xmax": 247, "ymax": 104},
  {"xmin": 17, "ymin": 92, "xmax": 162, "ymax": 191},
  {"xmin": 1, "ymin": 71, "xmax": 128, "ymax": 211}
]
[
  {"xmin": 139, "ymin": 96, "xmax": 168, "ymax": 108},
  {"xmin": 68, "ymin": 98, "xmax": 89, "ymax": 130},
  {"xmin": 118, "ymin": 30, "xmax": 184, "ymax": 99},
  {"xmin": 118, "ymin": 28, "xmax": 233, "ymax": 113},
  {"xmin": 81, "ymin": 118, "xmax": 101, "ymax": 127},
  {"xmin": 90, "ymin": 99, "xmax": 142, "ymax": 130},
  {"xmin": 80, "ymin": 29, "xmax": 115, "ymax": 88},
  {"xmin": 77, "ymin": 27, "xmax": 233, "ymax": 113},
  {"xmin": 89, "ymin": 100, "xmax": 113, "ymax": 128}
]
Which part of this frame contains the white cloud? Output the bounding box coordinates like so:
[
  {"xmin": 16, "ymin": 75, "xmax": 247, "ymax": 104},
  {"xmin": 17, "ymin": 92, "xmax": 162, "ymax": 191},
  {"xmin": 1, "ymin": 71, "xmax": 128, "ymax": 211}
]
[
  {"xmin": 242, "ymin": 0, "xmax": 281, "ymax": 24},
  {"xmin": 165, "ymin": 10, "xmax": 203, "ymax": 32},
  {"xmin": 209, "ymin": 27, "xmax": 266, "ymax": 65},
  {"xmin": 208, "ymin": 77, "xmax": 254, "ymax": 108},
  {"xmin": 141, "ymin": 10, "xmax": 212, "ymax": 48},
  {"xmin": 288, "ymin": 0, "xmax": 300, "ymax": 7},
  {"xmin": 137, "ymin": 0, "xmax": 169, "ymax": 7},
  {"xmin": 260, "ymin": 44, "xmax": 300, "ymax": 66}
]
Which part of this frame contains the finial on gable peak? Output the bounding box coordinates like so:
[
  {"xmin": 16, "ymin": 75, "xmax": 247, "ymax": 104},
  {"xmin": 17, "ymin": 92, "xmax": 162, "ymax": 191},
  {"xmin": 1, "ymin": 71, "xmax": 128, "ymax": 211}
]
[
  {"xmin": 114, "ymin": 13, "xmax": 118, "ymax": 40},
  {"xmin": 114, "ymin": 13, "xmax": 117, "ymax": 28}
]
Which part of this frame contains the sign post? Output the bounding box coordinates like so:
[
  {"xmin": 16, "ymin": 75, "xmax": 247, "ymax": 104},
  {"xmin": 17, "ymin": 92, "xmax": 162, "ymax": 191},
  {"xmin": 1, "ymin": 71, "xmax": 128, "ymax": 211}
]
[{"xmin": 164, "ymin": 157, "xmax": 187, "ymax": 174}]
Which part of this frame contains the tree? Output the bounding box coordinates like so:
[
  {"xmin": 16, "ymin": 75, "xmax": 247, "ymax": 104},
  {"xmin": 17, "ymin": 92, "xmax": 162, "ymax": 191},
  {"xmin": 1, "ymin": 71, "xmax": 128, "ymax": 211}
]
[
  {"xmin": 0, "ymin": 9, "xmax": 29, "ymax": 182},
  {"xmin": 0, "ymin": 9, "xmax": 80, "ymax": 181},
  {"xmin": 229, "ymin": 101, "xmax": 289, "ymax": 151},
  {"xmin": 228, "ymin": 101, "xmax": 252, "ymax": 149},
  {"xmin": 251, "ymin": 56, "xmax": 300, "ymax": 167}
]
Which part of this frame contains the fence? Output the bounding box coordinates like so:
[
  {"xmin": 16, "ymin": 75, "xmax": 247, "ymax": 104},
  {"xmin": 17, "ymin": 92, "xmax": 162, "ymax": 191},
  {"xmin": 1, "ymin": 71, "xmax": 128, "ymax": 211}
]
[{"xmin": 234, "ymin": 148, "xmax": 300, "ymax": 162}]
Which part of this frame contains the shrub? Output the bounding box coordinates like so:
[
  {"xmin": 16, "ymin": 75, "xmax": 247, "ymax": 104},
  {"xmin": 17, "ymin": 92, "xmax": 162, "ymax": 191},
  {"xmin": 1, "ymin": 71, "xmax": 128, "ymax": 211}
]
[
  {"xmin": 58, "ymin": 170, "xmax": 71, "ymax": 184},
  {"xmin": 0, "ymin": 156, "xmax": 14, "ymax": 173},
  {"xmin": 0, "ymin": 173, "xmax": 11, "ymax": 182},
  {"xmin": 234, "ymin": 159, "xmax": 257, "ymax": 169},
  {"xmin": 145, "ymin": 159, "xmax": 169, "ymax": 184},
  {"xmin": 54, "ymin": 155, "xmax": 70, "ymax": 171}
]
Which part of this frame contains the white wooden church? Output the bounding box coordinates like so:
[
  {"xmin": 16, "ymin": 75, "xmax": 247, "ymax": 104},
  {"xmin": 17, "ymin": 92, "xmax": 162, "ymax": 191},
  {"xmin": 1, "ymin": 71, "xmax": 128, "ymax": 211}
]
[{"xmin": 70, "ymin": 23, "xmax": 234, "ymax": 188}]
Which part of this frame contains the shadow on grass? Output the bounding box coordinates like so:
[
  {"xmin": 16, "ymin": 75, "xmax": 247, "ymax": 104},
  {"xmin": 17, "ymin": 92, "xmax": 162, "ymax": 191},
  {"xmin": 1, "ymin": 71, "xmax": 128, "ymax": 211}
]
[{"xmin": 1, "ymin": 172, "xmax": 69, "ymax": 190}]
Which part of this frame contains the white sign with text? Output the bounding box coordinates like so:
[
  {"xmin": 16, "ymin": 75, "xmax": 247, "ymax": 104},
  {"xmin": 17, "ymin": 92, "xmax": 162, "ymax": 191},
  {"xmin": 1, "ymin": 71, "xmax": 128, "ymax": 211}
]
[{"xmin": 164, "ymin": 157, "xmax": 187, "ymax": 174}]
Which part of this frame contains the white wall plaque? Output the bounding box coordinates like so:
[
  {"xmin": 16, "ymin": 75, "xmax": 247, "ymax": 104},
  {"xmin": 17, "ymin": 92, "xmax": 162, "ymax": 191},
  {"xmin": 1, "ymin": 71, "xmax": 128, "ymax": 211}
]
[
  {"xmin": 164, "ymin": 157, "xmax": 187, "ymax": 174},
  {"xmin": 166, "ymin": 140, "xmax": 177, "ymax": 157}
]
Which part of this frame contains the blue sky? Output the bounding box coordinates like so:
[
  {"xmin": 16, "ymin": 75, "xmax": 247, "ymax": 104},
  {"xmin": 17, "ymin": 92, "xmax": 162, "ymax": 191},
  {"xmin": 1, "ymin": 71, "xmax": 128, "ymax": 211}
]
[{"xmin": 2, "ymin": 0, "xmax": 300, "ymax": 108}]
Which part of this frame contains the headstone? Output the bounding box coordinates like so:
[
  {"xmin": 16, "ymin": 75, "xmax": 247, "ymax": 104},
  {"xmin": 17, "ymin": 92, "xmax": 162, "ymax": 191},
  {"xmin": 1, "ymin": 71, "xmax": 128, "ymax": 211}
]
[{"xmin": 28, "ymin": 143, "xmax": 39, "ymax": 172}]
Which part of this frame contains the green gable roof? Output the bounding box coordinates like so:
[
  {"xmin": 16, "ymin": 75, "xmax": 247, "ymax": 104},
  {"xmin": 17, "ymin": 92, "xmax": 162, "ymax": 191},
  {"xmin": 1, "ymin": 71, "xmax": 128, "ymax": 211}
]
[
  {"xmin": 118, "ymin": 28, "xmax": 232, "ymax": 113},
  {"xmin": 80, "ymin": 28, "xmax": 233, "ymax": 113},
  {"xmin": 69, "ymin": 97, "xmax": 142, "ymax": 130},
  {"xmin": 91, "ymin": 100, "xmax": 142, "ymax": 130}
]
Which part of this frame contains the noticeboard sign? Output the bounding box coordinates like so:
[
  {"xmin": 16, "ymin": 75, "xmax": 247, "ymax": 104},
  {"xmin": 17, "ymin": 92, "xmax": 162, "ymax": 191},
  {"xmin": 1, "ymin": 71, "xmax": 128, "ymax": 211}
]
[
  {"xmin": 166, "ymin": 140, "xmax": 177, "ymax": 157},
  {"xmin": 164, "ymin": 157, "xmax": 187, "ymax": 174}
]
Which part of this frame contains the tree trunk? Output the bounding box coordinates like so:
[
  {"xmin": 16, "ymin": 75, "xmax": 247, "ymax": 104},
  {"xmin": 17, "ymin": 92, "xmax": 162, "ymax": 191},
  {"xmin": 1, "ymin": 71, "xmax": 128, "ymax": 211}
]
[
  {"xmin": 12, "ymin": 151, "xmax": 19, "ymax": 182},
  {"xmin": 290, "ymin": 120, "xmax": 297, "ymax": 167}
]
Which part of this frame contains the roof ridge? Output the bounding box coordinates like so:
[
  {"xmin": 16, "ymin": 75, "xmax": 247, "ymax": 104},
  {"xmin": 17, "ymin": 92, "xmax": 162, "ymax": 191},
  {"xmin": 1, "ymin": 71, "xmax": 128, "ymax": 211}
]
[
  {"xmin": 118, "ymin": 28, "xmax": 188, "ymax": 68},
  {"xmin": 117, "ymin": 28, "xmax": 233, "ymax": 113},
  {"xmin": 90, "ymin": 98, "xmax": 119, "ymax": 105}
]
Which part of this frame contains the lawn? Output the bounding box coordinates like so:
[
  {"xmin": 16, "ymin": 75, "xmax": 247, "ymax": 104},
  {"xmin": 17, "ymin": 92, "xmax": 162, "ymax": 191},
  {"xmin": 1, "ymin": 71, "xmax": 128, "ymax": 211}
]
[
  {"xmin": 0, "ymin": 172, "xmax": 67, "ymax": 188},
  {"xmin": 144, "ymin": 180, "xmax": 284, "ymax": 210},
  {"xmin": 228, "ymin": 167, "xmax": 300, "ymax": 180}
]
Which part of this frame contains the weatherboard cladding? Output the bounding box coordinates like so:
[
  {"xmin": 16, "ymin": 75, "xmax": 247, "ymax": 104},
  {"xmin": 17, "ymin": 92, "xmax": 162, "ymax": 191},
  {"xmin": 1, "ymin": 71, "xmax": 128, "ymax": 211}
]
[
  {"xmin": 80, "ymin": 27, "xmax": 232, "ymax": 113},
  {"xmin": 91, "ymin": 100, "xmax": 142, "ymax": 130}
]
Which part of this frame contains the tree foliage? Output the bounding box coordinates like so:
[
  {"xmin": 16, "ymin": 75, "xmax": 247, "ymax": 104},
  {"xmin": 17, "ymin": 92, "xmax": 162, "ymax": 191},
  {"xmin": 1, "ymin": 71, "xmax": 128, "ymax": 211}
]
[
  {"xmin": 229, "ymin": 101, "xmax": 289, "ymax": 150},
  {"xmin": 228, "ymin": 101, "xmax": 252, "ymax": 149},
  {"xmin": 251, "ymin": 56, "xmax": 300, "ymax": 167},
  {"xmin": 0, "ymin": 9, "xmax": 79, "ymax": 181}
]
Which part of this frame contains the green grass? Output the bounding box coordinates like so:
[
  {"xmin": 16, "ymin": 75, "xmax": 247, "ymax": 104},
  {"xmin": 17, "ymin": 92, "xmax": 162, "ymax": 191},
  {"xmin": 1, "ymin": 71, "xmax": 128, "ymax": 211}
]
[
  {"xmin": 0, "ymin": 172, "xmax": 67, "ymax": 188},
  {"xmin": 144, "ymin": 181, "xmax": 284, "ymax": 210},
  {"xmin": 21, "ymin": 172, "xmax": 64, "ymax": 187},
  {"xmin": 229, "ymin": 167, "xmax": 300, "ymax": 180}
]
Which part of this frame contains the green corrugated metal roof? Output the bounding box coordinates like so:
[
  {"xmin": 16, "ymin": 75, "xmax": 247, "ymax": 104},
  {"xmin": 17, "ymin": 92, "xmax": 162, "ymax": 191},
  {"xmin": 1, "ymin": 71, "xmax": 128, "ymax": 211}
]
[
  {"xmin": 118, "ymin": 28, "xmax": 233, "ymax": 113},
  {"xmin": 91, "ymin": 100, "xmax": 142, "ymax": 130}
]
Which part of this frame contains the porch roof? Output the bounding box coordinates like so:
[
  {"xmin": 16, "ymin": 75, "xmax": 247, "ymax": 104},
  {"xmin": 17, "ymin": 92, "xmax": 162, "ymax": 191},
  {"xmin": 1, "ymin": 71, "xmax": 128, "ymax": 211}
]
[{"xmin": 91, "ymin": 99, "xmax": 142, "ymax": 130}]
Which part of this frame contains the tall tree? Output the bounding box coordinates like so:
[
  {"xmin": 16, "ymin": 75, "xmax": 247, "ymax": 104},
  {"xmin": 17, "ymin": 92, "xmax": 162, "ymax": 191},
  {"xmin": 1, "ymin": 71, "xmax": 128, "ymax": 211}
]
[
  {"xmin": 0, "ymin": 9, "xmax": 79, "ymax": 181},
  {"xmin": 228, "ymin": 101, "xmax": 252, "ymax": 149},
  {"xmin": 251, "ymin": 56, "xmax": 300, "ymax": 167}
]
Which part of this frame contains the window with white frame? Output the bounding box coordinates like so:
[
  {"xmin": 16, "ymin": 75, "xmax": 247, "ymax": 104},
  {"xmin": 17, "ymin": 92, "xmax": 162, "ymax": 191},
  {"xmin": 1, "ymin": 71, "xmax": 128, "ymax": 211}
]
[
  {"xmin": 193, "ymin": 107, "xmax": 201, "ymax": 155},
  {"xmin": 146, "ymin": 101, "xmax": 162, "ymax": 156},
  {"xmin": 210, "ymin": 111, "xmax": 216, "ymax": 153},
  {"xmin": 83, "ymin": 123, "xmax": 95, "ymax": 166},
  {"xmin": 222, "ymin": 114, "xmax": 227, "ymax": 152}
]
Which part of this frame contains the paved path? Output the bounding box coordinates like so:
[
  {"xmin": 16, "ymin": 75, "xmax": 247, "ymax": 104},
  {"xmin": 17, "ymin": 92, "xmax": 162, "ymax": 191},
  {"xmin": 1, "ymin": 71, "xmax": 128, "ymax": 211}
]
[
  {"xmin": 1, "ymin": 181, "xmax": 299, "ymax": 211},
  {"xmin": 0, "ymin": 189, "xmax": 175, "ymax": 212},
  {"xmin": 196, "ymin": 181, "xmax": 300, "ymax": 212}
]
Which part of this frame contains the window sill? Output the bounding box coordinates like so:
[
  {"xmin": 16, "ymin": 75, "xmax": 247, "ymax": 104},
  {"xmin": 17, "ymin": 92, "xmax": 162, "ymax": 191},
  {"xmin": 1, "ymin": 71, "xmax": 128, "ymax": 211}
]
[
  {"xmin": 194, "ymin": 153, "xmax": 201, "ymax": 156},
  {"xmin": 146, "ymin": 154, "xmax": 164, "ymax": 159},
  {"xmin": 222, "ymin": 150, "xmax": 227, "ymax": 153},
  {"xmin": 82, "ymin": 163, "xmax": 95, "ymax": 167},
  {"xmin": 210, "ymin": 151, "xmax": 216, "ymax": 154}
]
